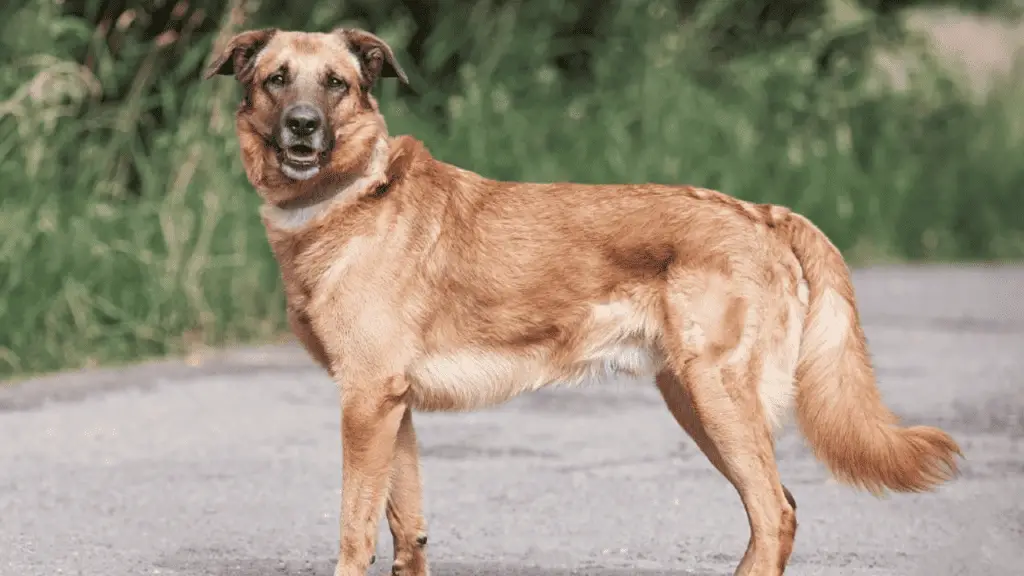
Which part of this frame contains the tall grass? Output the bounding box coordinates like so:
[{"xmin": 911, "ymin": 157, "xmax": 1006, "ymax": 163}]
[{"xmin": 2, "ymin": 0, "xmax": 1023, "ymax": 378}]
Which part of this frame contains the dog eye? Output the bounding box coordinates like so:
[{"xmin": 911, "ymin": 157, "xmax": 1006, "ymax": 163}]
[
  {"xmin": 326, "ymin": 76, "xmax": 347, "ymax": 90},
  {"xmin": 266, "ymin": 73, "xmax": 286, "ymax": 87}
]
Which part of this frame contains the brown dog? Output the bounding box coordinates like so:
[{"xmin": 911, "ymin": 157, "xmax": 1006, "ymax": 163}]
[{"xmin": 204, "ymin": 27, "xmax": 963, "ymax": 576}]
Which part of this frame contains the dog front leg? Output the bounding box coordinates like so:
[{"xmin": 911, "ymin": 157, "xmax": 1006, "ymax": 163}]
[
  {"xmin": 335, "ymin": 375, "xmax": 408, "ymax": 576},
  {"xmin": 386, "ymin": 407, "xmax": 429, "ymax": 575}
]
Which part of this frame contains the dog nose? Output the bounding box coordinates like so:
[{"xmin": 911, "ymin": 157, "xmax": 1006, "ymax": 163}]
[{"xmin": 283, "ymin": 104, "xmax": 322, "ymax": 137}]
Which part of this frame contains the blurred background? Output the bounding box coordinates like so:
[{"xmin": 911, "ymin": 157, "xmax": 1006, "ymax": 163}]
[{"xmin": 2, "ymin": 0, "xmax": 1022, "ymax": 379}]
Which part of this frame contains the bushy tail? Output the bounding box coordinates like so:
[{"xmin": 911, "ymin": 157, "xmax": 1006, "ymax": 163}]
[{"xmin": 778, "ymin": 212, "xmax": 962, "ymax": 495}]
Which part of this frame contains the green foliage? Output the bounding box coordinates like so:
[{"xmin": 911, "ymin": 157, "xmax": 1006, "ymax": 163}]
[{"xmin": 2, "ymin": 0, "xmax": 1023, "ymax": 377}]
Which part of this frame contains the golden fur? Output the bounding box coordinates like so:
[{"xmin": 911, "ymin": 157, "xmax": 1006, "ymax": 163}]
[{"xmin": 205, "ymin": 28, "xmax": 963, "ymax": 576}]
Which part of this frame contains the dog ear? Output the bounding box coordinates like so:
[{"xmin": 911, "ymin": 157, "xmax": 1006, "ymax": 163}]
[
  {"xmin": 204, "ymin": 28, "xmax": 277, "ymax": 80},
  {"xmin": 338, "ymin": 28, "xmax": 409, "ymax": 89}
]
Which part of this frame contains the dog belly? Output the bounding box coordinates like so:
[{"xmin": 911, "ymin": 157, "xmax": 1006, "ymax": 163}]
[
  {"xmin": 405, "ymin": 341, "xmax": 664, "ymax": 413},
  {"xmin": 571, "ymin": 342, "xmax": 665, "ymax": 384},
  {"xmin": 406, "ymin": 297, "xmax": 667, "ymax": 412},
  {"xmin": 405, "ymin": 349, "xmax": 552, "ymax": 412}
]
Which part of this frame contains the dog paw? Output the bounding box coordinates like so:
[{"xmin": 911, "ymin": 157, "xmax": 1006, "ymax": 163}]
[
  {"xmin": 390, "ymin": 558, "xmax": 429, "ymax": 576},
  {"xmin": 332, "ymin": 556, "xmax": 376, "ymax": 576},
  {"xmin": 389, "ymin": 561, "xmax": 425, "ymax": 569}
]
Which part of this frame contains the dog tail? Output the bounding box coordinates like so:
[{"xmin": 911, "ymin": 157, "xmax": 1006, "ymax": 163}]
[{"xmin": 776, "ymin": 210, "xmax": 961, "ymax": 495}]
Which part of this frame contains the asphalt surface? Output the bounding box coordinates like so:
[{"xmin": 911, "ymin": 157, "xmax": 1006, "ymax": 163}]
[{"xmin": 2, "ymin": 266, "xmax": 1023, "ymax": 576}]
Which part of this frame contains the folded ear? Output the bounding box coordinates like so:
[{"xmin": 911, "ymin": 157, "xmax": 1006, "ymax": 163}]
[
  {"xmin": 338, "ymin": 28, "xmax": 409, "ymax": 89},
  {"xmin": 203, "ymin": 28, "xmax": 277, "ymax": 80}
]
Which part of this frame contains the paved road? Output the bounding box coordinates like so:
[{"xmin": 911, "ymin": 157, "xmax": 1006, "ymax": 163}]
[{"xmin": 2, "ymin": 266, "xmax": 1023, "ymax": 576}]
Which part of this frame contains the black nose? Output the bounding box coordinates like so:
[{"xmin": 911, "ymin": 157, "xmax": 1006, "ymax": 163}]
[{"xmin": 283, "ymin": 104, "xmax": 322, "ymax": 137}]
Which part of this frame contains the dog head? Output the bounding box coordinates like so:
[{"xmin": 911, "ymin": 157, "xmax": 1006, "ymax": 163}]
[{"xmin": 204, "ymin": 28, "xmax": 408, "ymax": 202}]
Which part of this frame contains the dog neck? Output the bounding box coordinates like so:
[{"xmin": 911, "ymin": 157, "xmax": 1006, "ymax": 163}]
[{"xmin": 260, "ymin": 137, "xmax": 390, "ymax": 231}]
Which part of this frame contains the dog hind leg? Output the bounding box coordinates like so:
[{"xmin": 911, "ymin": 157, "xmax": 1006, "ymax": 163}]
[
  {"xmin": 657, "ymin": 296, "xmax": 797, "ymax": 576},
  {"xmin": 655, "ymin": 370, "xmax": 797, "ymax": 514}
]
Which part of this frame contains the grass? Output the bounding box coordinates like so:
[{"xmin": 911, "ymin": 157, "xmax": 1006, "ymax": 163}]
[{"xmin": 2, "ymin": 0, "xmax": 1023, "ymax": 379}]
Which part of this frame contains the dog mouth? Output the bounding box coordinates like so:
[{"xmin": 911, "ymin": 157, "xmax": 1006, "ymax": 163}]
[{"xmin": 279, "ymin": 144, "xmax": 325, "ymax": 181}]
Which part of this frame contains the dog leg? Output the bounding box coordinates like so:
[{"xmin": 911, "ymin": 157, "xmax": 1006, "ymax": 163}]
[
  {"xmin": 385, "ymin": 407, "xmax": 430, "ymax": 576},
  {"xmin": 335, "ymin": 376, "xmax": 409, "ymax": 576},
  {"xmin": 657, "ymin": 362, "xmax": 796, "ymax": 576},
  {"xmin": 655, "ymin": 371, "xmax": 797, "ymax": 514}
]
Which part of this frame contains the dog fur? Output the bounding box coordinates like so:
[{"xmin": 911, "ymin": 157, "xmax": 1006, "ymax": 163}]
[{"xmin": 205, "ymin": 28, "xmax": 963, "ymax": 576}]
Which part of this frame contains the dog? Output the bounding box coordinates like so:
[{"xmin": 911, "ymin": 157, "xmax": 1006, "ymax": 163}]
[{"xmin": 204, "ymin": 27, "xmax": 963, "ymax": 576}]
